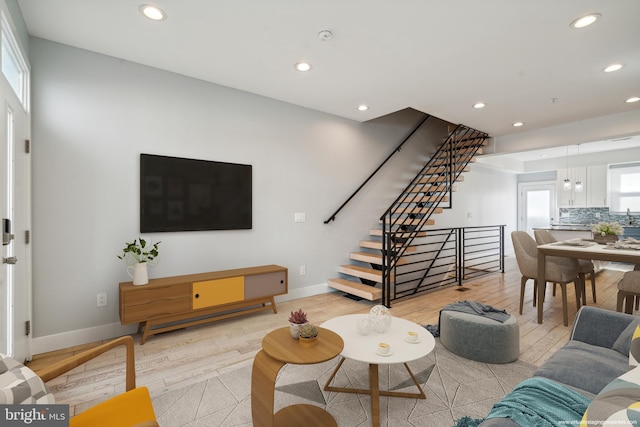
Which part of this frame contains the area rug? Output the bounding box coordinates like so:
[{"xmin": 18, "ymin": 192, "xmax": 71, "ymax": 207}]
[{"xmin": 151, "ymin": 339, "xmax": 535, "ymax": 426}]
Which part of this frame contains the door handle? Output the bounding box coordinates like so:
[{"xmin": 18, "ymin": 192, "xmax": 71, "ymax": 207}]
[{"xmin": 2, "ymin": 256, "xmax": 17, "ymax": 265}]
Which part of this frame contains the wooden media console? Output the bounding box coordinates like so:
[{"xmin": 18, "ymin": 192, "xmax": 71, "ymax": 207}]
[{"xmin": 119, "ymin": 264, "xmax": 288, "ymax": 344}]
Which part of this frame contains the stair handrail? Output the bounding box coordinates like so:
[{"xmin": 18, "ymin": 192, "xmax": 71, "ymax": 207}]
[{"xmin": 323, "ymin": 114, "xmax": 431, "ymax": 224}]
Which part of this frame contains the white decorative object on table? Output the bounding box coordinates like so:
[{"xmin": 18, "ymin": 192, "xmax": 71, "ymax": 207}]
[
  {"xmin": 369, "ymin": 305, "xmax": 392, "ymax": 333},
  {"xmin": 127, "ymin": 262, "xmax": 148, "ymax": 286},
  {"xmin": 356, "ymin": 318, "xmax": 371, "ymax": 335},
  {"xmin": 406, "ymin": 331, "xmax": 419, "ymax": 343}
]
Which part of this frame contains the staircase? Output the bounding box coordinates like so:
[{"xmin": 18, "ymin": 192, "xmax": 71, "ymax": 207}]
[{"xmin": 327, "ymin": 122, "xmax": 489, "ymax": 304}]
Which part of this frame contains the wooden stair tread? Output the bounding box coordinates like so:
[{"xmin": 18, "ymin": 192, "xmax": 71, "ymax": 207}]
[
  {"xmin": 339, "ymin": 265, "xmax": 383, "ymax": 282},
  {"xmin": 437, "ymin": 147, "xmax": 483, "ymax": 156},
  {"xmin": 350, "ymin": 251, "xmax": 408, "ymax": 266},
  {"xmin": 417, "ymin": 175, "xmax": 464, "ymax": 184},
  {"xmin": 430, "ymin": 158, "xmax": 476, "ymax": 166},
  {"xmin": 359, "ymin": 240, "xmax": 418, "ymax": 252},
  {"xmin": 391, "ymin": 206, "xmax": 444, "ymax": 215},
  {"xmin": 392, "ymin": 218, "xmax": 436, "ymax": 226},
  {"xmin": 369, "ymin": 229, "xmax": 427, "ymax": 238},
  {"xmin": 327, "ymin": 278, "xmax": 381, "ymax": 301},
  {"xmin": 398, "ymin": 194, "xmax": 448, "ymax": 203},
  {"xmin": 408, "ymin": 185, "xmax": 456, "ymax": 193},
  {"xmin": 424, "ymin": 166, "xmax": 471, "ymax": 174}
]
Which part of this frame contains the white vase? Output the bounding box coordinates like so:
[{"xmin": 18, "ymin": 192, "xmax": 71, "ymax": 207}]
[
  {"xmin": 127, "ymin": 262, "xmax": 149, "ymax": 286},
  {"xmin": 289, "ymin": 322, "xmax": 308, "ymax": 339},
  {"xmin": 369, "ymin": 305, "xmax": 392, "ymax": 333}
]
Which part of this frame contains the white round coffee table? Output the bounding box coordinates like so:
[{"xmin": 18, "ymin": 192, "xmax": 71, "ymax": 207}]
[{"xmin": 321, "ymin": 314, "xmax": 435, "ymax": 427}]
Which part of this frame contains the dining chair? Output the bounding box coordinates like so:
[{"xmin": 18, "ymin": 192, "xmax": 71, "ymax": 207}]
[
  {"xmin": 617, "ymin": 270, "xmax": 640, "ymax": 314},
  {"xmin": 534, "ymin": 229, "xmax": 597, "ymax": 304},
  {"xmin": 511, "ymin": 231, "xmax": 582, "ymax": 326}
]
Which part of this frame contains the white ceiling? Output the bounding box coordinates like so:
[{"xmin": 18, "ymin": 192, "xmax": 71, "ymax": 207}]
[
  {"xmin": 15, "ymin": 0, "xmax": 640, "ymax": 139},
  {"xmin": 483, "ymin": 134, "xmax": 640, "ymax": 162}
]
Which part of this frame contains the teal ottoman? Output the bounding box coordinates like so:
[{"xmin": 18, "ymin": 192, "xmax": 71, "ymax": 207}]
[{"xmin": 440, "ymin": 309, "xmax": 519, "ymax": 364}]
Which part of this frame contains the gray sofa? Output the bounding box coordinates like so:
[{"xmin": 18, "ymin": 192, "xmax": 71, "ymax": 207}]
[{"xmin": 479, "ymin": 305, "xmax": 638, "ymax": 427}]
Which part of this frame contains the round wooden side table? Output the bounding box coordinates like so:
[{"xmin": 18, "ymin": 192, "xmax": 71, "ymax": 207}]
[{"xmin": 251, "ymin": 326, "xmax": 344, "ymax": 427}]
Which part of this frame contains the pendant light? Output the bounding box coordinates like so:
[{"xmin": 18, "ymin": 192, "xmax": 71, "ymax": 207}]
[
  {"xmin": 563, "ymin": 146, "xmax": 572, "ymax": 191},
  {"xmin": 574, "ymin": 144, "xmax": 583, "ymax": 192}
]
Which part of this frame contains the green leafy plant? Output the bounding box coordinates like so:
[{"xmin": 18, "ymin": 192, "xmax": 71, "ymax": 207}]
[
  {"xmin": 288, "ymin": 309, "xmax": 308, "ymax": 324},
  {"xmin": 299, "ymin": 324, "xmax": 318, "ymax": 338},
  {"xmin": 118, "ymin": 238, "xmax": 161, "ymax": 265},
  {"xmin": 591, "ymin": 221, "xmax": 624, "ymax": 236}
]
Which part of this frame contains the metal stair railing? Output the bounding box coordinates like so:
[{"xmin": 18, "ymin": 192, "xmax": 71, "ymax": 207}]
[
  {"xmin": 379, "ymin": 124, "xmax": 489, "ymax": 306},
  {"xmin": 388, "ymin": 225, "xmax": 505, "ymax": 304}
]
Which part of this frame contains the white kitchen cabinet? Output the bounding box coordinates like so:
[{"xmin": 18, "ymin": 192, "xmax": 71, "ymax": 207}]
[
  {"xmin": 586, "ymin": 164, "xmax": 607, "ymax": 207},
  {"xmin": 557, "ymin": 167, "xmax": 587, "ymax": 207}
]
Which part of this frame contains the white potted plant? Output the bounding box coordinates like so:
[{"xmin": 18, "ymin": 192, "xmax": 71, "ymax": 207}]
[
  {"xmin": 118, "ymin": 238, "xmax": 161, "ymax": 285},
  {"xmin": 288, "ymin": 309, "xmax": 308, "ymax": 339}
]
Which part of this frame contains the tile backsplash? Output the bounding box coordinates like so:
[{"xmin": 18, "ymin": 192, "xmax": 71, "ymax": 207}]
[{"xmin": 557, "ymin": 207, "xmax": 638, "ymax": 226}]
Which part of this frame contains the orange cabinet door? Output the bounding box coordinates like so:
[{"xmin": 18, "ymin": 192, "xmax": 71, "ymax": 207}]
[{"xmin": 192, "ymin": 277, "xmax": 244, "ymax": 309}]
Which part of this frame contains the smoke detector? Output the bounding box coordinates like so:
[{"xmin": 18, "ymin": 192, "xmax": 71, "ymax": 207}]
[{"xmin": 318, "ymin": 30, "xmax": 333, "ymax": 41}]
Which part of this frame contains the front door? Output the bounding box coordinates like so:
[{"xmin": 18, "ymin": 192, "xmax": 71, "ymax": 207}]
[{"xmin": 0, "ymin": 16, "xmax": 31, "ymax": 361}]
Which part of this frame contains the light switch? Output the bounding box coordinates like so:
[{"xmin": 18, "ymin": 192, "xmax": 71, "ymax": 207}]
[{"xmin": 294, "ymin": 213, "xmax": 306, "ymax": 223}]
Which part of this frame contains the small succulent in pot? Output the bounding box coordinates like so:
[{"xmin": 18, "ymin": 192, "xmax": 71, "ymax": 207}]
[
  {"xmin": 299, "ymin": 324, "xmax": 318, "ymax": 339},
  {"xmin": 298, "ymin": 324, "xmax": 319, "ymax": 348},
  {"xmin": 288, "ymin": 309, "xmax": 308, "ymax": 324}
]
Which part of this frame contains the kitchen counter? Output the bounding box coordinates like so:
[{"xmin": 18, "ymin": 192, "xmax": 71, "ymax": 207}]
[{"xmin": 533, "ymin": 224, "xmax": 640, "ymax": 241}]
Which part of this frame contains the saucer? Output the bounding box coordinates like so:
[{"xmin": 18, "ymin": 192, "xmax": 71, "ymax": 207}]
[
  {"xmin": 376, "ymin": 349, "xmax": 393, "ymax": 357},
  {"xmin": 404, "ymin": 337, "xmax": 420, "ymax": 344}
]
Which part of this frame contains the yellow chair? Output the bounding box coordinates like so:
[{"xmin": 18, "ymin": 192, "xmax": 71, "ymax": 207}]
[{"xmin": 34, "ymin": 336, "xmax": 158, "ymax": 427}]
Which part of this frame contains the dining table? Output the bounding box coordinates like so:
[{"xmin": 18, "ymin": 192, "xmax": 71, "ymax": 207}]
[{"xmin": 537, "ymin": 240, "xmax": 640, "ymax": 324}]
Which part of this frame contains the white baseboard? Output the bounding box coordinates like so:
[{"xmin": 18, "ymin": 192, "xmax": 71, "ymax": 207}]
[
  {"xmin": 32, "ymin": 282, "xmax": 338, "ymax": 355},
  {"xmin": 32, "ymin": 322, "xmax": 138, "ymax": 355}
]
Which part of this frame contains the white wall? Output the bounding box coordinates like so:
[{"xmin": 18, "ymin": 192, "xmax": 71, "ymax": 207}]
[
  {"xmin": 430, "ymin": 164, "xmax": 518, "ymax": 255},
  {"xmin": 29, "ymin": 38, "xmax": 516, "ymax": 352}
]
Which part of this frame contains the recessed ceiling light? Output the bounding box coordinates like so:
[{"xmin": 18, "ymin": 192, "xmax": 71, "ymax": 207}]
[
  {"xmin": 626, "ymin": 97, "xmax": 640, "ymax": 103},
  {"xmin": 512, "ymin": 122, "xmax": 524, "ymax": 127},
  {"xmin": 139, "ymin": 4, "xmax": 166, "ymax": 21},
  {"xmin": 472, "ymin": 102, "xmax": 486, "ymax": 109},
  {"xmin": 357, "ymin": 105, "xmax": 369, "ymax": 111},
  {"xmin": 294, "ymin": 62, "xmax": 312, "ymax": 72},
  {"xmin": 570, "ymin": 13, "xmax": 600, "ymax": 29},
  {"xmin": 604, "ymin": 63, "xmax": 624, "ymax": 73}
]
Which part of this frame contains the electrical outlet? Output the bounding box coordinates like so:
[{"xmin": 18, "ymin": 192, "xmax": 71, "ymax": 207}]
[
  {"xmin": 300, "ymin": 265, "xmax": 306, "ymax": 275},
  {"xmin": 294, "ymin": 213, "xmax": 306, "ymax": 223},
  {"xmin": 97, "ymin": 293, "xmax": 107, "ymax": 307}
]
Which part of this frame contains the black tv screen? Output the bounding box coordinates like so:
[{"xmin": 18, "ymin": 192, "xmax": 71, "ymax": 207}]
[{"xmin": 140, "ymin": 154, "xmax": 252, "ymax": 232}]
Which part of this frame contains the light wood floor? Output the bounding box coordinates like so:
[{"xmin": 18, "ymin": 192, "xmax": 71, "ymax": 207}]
[{"xmin": 27, "ymin": 256, "xmax": 632, "ymax": 416}]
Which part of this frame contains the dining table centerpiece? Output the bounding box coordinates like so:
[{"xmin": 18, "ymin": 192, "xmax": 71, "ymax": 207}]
[{"xmin": 591, "ymin": 221, "xmax": 624, "ymax": 244}]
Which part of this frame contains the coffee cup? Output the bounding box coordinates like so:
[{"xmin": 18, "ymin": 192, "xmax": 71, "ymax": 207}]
[
  {"xmin": 378, "ymin": 342, "xmax": 391, "ymax": 354},
  {"xmin": 406, "ymin": 331, "xmax": 418, "ymax": 342}
]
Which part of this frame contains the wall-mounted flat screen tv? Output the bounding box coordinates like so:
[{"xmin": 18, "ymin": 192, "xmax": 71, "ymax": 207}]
[{"xmin": 140, "ymin": 154, "xmax": 252, "ymax": 232}]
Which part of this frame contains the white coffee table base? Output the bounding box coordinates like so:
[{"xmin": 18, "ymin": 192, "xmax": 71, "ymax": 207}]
[{"xmin": 321, "ymin": 314, "xmax": 434, "ymax": 427}]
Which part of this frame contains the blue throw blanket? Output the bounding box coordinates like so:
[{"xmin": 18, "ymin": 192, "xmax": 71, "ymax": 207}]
[{"xmin": 453, "ymin": 377, "xmax": 591, "ymax": 427}]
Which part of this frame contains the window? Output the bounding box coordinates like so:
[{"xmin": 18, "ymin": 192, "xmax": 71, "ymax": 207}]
[
  {"xmin": 609, "ymin": 162, "xmax": 640, "ymax": 212},
  {"xmin": 1, "ymin": 13, "xmax": 28, "ymax": 110}
]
